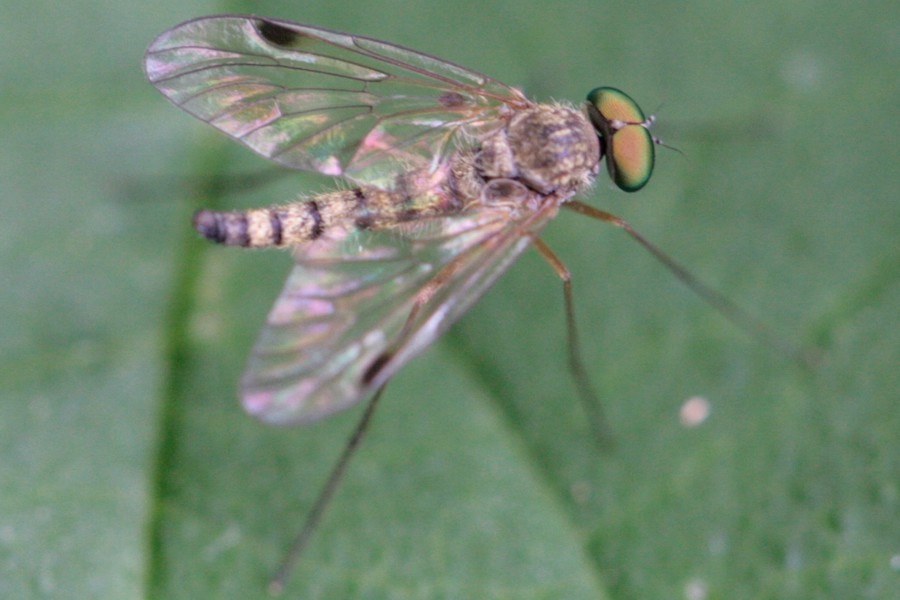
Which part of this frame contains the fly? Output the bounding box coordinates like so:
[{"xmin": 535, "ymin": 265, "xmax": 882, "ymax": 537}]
[{"xmin": 145, "ymin": 15, "xmax": 792, "ymax": 593}]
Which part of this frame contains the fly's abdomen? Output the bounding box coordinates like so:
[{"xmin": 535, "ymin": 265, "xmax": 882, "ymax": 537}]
[
  {"xmin": 194, "ymin": 183, "xmax": 462, "ymax": 248},
  {"xmin": 193, "ymin": 203, "xmax": 326, "ymax": 248}
]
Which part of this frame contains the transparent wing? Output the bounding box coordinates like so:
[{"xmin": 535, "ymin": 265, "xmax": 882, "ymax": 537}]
[
  {"xmin": 241, "ymin": 203, "xmax": 558, "ymax": 425},
  {"xmin": 144, "ymin": 15, "xmax": 531, "ymax": 189}
]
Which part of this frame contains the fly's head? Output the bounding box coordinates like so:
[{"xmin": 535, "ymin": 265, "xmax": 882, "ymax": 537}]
[{"xmin": 585, "ymin": 87, "xmax": 656, "ymax": 193}]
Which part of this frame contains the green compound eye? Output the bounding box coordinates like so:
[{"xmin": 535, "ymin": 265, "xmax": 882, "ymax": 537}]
[{"xmin": 586, "ymin": 87, "xmax": 655, "ymax": 192}]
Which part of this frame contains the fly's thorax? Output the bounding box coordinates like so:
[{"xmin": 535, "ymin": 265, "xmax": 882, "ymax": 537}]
[
  {"xmin": 489, "ymin": 104, "xmax": 600, "ymax": 195},
  {"xmin": 477, "ymin": 132, "xmax": 518, "ymax": 180},
  {"xmin": 445, "ymin": 148, "xmax": 539, "ymax": 216}
]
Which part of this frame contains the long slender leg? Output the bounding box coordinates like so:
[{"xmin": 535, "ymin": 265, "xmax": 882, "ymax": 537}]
[
  {"xmin": 531, "ymin": 236, "xmax": 614, "ymax": 449},
  {"xmin": 563, "ymin": 200, "xmax": 810, "ymax": 363},
  {"xmin": 268, "ymin": 384, "xmax": 388, "ymax": 595},
  {"xmin": 269, "ymin": 235, "xmax": 490, "ymax": 593}
]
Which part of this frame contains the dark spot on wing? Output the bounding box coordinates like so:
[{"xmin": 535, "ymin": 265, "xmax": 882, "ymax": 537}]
[
  {"xmin": 362, "ymin": 352, "xmax": 392, "ymax": 385},
  {"xmin": 256, "ymin": 19, "xmax": 301, "ymax": 47},
  {"xmin": 438, "ymin": 92, "xmax": 468, "ymax": 108}
]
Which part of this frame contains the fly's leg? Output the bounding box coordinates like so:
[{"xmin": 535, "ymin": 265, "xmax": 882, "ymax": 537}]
[
  {"xmin": 268, "ymin": 385, "xmax": 387, "ymax": 595},
  {"xmin": 531, "ymin": 236, "xmax": 615, "ymax": 449},
  {"xmin": 269, "ymin": 243, "xmax": 477, "ymax": 594},
  {"xmin": 563, "ymin": 201, "xmax": 811, "ymax": 363}
]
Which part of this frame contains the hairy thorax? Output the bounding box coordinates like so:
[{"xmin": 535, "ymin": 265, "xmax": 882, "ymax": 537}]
[{"xmin": 475, "ymin": 104, "xmax": 600, "ymax": 197}]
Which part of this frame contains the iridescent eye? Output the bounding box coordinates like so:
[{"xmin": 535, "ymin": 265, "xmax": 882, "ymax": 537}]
[{"xmin": 586, "ymin": 87, "xmax": 655, "ymax": 192}]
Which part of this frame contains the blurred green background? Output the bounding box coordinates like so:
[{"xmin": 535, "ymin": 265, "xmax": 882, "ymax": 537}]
[{"xmin": 2, "ymin": 1, "xmax": 897, "ymax": 598}]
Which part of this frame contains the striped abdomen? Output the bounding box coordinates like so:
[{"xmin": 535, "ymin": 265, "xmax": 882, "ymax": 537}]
[{"xmin": 194, "ymin": 184, "xmax": 461, "ymax": 248}]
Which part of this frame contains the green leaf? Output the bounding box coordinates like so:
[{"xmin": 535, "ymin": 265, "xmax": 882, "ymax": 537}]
[{"xmin": 2, "ymin": 1, "xmax": 897, "ymax": 599}]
